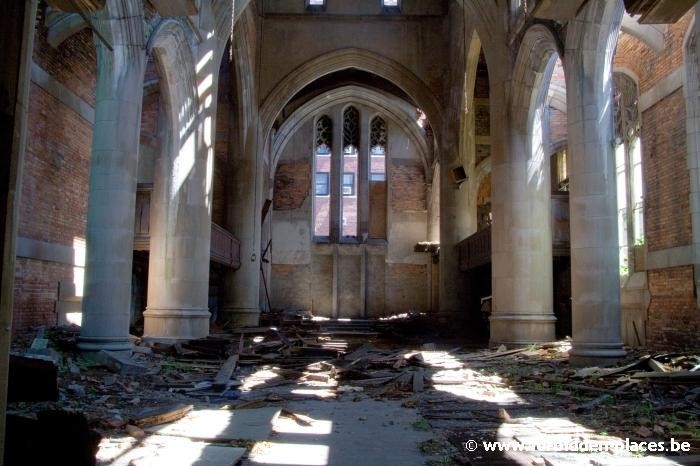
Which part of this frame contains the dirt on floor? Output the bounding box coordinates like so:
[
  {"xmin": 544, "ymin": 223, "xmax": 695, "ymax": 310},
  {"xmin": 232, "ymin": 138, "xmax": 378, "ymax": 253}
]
[{"xmin": 6, "ymin": 313, "xmax": 700, "ymax": 466}]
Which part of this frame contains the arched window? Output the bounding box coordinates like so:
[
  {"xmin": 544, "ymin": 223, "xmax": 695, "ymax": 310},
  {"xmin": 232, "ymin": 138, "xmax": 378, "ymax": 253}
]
[
  {"xmin": 613, "ymin": 72, "xmax": 644, "ymax": 276},
  {"xmin": 342, "ymin": 107, "xmax": 360, "ymax": 237},
  {"xmin": 369, "ymin": 116, "xmax": 387, "ymax": 239},
  {"xmin": 312, "ymin": 108, "xmax": 389, "ymax": 242},
  {"xmin": 314, "ymin": 115, "xmax": 332, "ymax": 238}
]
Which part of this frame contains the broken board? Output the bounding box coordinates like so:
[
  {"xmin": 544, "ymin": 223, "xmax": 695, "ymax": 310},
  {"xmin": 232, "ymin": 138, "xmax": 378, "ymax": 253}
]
[{"xmin": 145, "ymin": 407, "xmax": 281, "ymax": 442}]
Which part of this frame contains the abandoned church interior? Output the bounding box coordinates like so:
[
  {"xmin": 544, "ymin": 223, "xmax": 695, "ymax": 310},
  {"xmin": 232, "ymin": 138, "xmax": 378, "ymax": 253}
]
[{"xmin": 2, "ymin": 0, "xmax": 700, "ymax": 464}]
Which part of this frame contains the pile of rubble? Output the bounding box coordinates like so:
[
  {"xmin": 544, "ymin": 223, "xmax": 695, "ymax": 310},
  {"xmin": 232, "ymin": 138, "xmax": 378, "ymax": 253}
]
[{"xmin": 5, "ymin": 320, "xmax": 700, "ymax": 465}]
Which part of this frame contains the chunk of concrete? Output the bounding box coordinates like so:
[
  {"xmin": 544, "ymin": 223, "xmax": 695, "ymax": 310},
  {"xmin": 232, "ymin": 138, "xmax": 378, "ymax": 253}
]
[{"xmin": 95, "ymin": 350, "xmax": 149, "ymax": 375}]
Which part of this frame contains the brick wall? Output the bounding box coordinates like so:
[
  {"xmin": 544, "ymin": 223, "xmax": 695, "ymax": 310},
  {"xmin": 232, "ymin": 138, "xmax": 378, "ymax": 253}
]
[
  {"xmin": 548, "ymin": 108, "xmax": 567, "ymax": 144},
  {"xmin": 647, "ymin": 266, "xmax": 699, "ymax": 350},
  {"xmin": 391, "ymin": 160, "xmax": 426, "ymax": 211},
  {"xmin": 20, "ymin": 85, "xmax": 92, "ymax": 245},
  {"xmin": 33, "ymin": 27, "xmax": 96, "ymax": 106},
  {"xmin": 274, "ymin": 161, "xmax": 310, "ymax": 211},
  {"xmin": 612, "ymin": 11, "xmax": 697, "ymax": 349},
  {"xmin": 13, "ymin": 258, "xmax": 74, "ymax": 330},
  {"xmin": 641, "ymin": 89, "xmax": 692, "ymax": 251},
  {"xmin": 13, "ymin": 27, "xmax": 96, "ymax": 332},
  {"xmin": 614, "ymin": 11, "xmax": 693, "ymax": 94}
]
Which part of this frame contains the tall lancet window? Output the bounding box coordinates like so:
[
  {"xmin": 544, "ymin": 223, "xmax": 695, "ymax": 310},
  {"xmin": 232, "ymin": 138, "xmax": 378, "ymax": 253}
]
[
  {"xmin": 369, "ymin": 116, "xmax": 387, "ymax": 238},
  {"xmin": 314, "ymin": 115, "xmax": 332, "ymax": 238},
  {"xmin": 341, "ymin": 107, "xmax": 359, "ymax": 237},
  {"xmin": 613, "ymin": 72, "xmax": 644, "ymax": 276}
]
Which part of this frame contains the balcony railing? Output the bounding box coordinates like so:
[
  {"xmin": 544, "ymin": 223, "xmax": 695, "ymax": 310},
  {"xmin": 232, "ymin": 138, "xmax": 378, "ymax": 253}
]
[
  {"xmin": 458, "ymin": 226, "xmax": 491, "ymax": 271},
  {"xmin": 210, "ymin": 222, "xmax": 241, "ymax": 269},
  {"xmin": 133, "ymin": 187, "xmax": 240, "ymax": 269}
]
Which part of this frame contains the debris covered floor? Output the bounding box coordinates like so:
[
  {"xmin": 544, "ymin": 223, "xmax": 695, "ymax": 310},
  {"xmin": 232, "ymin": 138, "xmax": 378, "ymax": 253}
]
[{"xmin": 6, "ymin": 316, "xmax": 700, "ymax": 466}]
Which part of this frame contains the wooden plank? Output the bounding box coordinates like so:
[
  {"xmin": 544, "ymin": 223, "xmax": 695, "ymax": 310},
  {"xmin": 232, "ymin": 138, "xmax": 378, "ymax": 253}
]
[
  {"xmin": 631, "ymin": 371, "xmax": 700, "ymax": 383},
  {"xmin": 131, "ymin": 403, "xmax": 193, "ymax": 428},
  {"xmin": 213, "ymin": 355, "xmax": 239, "ymax": 389}
]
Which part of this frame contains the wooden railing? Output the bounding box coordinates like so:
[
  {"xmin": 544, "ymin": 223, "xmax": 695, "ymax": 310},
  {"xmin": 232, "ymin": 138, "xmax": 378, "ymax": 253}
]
[
  {"xmin": 458, "ymin": 226, "xmax": 491, "ymax": 271},
  {"xmin": 210, "ymin": 222, "xmax": 241, "ymax": 269},
  {"xmin": 133, "ymin": 187, "xmax": 240, "ymax": 269}
]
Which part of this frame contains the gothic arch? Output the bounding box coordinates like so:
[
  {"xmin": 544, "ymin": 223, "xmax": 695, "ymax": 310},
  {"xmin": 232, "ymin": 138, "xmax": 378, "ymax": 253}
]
[
  {"xmin": 259, "ymin": 48, "xmax": 444, "ymax": 147},
  {"xmin": 271, "ymin": 85, "xmax": 432, "ymax": 179}
]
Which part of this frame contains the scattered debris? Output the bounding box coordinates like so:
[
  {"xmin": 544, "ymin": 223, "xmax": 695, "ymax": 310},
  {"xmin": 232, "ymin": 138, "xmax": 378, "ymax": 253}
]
[{"xmin": 6, "ymin": 318, "xmax": 699, "ymax": 466}]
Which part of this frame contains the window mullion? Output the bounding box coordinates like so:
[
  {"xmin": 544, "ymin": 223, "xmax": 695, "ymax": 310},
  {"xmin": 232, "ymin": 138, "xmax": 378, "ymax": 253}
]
[
  {"xmin": 330, "ymin": 107, "xmax": 344, "ymax": 243},
  {"xmin": 358, "ymin": 112, "xmax": 370, "ymax": 240}
]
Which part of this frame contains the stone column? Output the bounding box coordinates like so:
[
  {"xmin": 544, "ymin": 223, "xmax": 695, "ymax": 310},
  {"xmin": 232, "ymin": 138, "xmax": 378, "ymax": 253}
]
[
  {"xmin": 489, "ymin": 61, "xmax": 556, "ymax": 346},
  {"xmin": 565, "ymin": 0, "xmax": 625, "ymax": 366},
  {"xmin": 219, "ymin": 20, "xmax": 262, "ymax": 328},
  {"xmin": 221, "ymin": 124, "xmax": 262, "ymax": 327},
  {"xmin": 438, "ymin": 144, "xmax": 471, "ymax": 315},
  {"xmin": 78, "ymin": 1, "xmax": 146, "ymax": 352},
  {"xmin": 143, "ymin": 22, "xmax": 214, "ymax": 341}
]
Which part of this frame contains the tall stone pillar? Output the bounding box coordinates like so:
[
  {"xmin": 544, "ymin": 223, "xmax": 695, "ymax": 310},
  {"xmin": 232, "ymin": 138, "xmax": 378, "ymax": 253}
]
[
  {"xmin": 78, "ymin": 1, "xmax": 146, "ymax": 352},
  {"xmin": 220, "ymin": 21, "xmax": 262, "ymax": 328},
  {"xmin": 565, "ymin": 0, "xmax": 626, "ymax": 366},
  {"xmin": 438, "ymin": 145, "xmax": 471, "ymax": 315},
  {"xmin": 221, "ymin": 125, "xmax": 262, "ymax": 327},
  {"xmin": 489, "ymin": 62, "xmax": 556, "ymax": 346},
  {"xmin": 143, "ymin": 22, "xmax": 214, "ymax": 341}
]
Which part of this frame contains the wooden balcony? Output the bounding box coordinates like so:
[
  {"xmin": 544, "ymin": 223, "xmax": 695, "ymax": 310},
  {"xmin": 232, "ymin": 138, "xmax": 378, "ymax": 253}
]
[
  {"xmin": 458, "ymin": 226, "xmax": 491, "ymax": 272},
  {"xmin": 133, "ymin": 187, "xmax": 240, "ymax": 269},
  {"xmin": 210, "ymin": 222, "xmax": 241, "ymax": 269},
  {"xmin": 458, "ymin": 195, "xmax": 571, "ymax": 271}
]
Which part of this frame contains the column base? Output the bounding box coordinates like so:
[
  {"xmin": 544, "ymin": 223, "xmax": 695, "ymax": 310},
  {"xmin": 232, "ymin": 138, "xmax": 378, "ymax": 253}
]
[
  {"xmin": 143, "ymin": 307, "xmax": 210, "ymax": 340},
  {"xmin": 77, "ymin": 335, "xmax": 133, "ymax": 353},
  {"xmin": 219, "ymin": 307, "xmax": 261, "ymax": 328},
  {"xmin": 489, "ymin": 313, "xmax": 556, "ymax": 347},
  {"xmin": 569, "ymin": 341, "xmax": 626, "ymax": 367}
]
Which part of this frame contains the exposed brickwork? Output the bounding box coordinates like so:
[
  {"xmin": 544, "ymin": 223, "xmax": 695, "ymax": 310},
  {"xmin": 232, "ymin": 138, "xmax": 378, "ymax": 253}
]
[
  {"xmin": 12, "ymin": 258, "xmax": 72, "ymax": 331},
  {"xmin": 641, "ymin": 89, "xmax": 692, "ymax": 251},
  {"xmin": 274, "ymin": 161, "xmax": 310, "ymax": 210},
  {"xmin": 548, "ymin": 108, "xmax": 567, "ymax": 144},
  {"xmin": 613, "ymin": 11, "xmax": 693, "ymax": 94},
  {"xmin": 33, "ymin": 26, "xmax": 96, "ymax": 106},
  {"xmin": 475, "ymin": 102, "xmax": 490, "ymax": 137},
  {"xmin": 391, "ymin": 160, "xmax": 426, "ymax": 211},
  {"xmin": 13, "ymin": 26, "xmax": 97, "ymax": 332},
  {"xmin": 647, "ymin": 266, "xmax": 700, "ymax": 350},
  {"xmin": 19, "ymin": 84, "xmax": 91, "ymax": 247}
]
